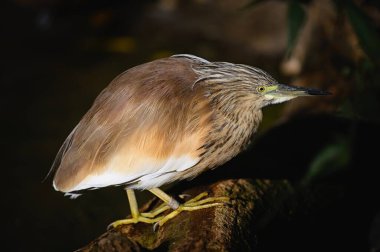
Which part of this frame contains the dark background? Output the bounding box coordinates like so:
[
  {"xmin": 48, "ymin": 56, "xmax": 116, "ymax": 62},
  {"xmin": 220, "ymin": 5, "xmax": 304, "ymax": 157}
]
[{"xmin": 2, "ymin": 0, "xmax": 380, "ymax": 251}]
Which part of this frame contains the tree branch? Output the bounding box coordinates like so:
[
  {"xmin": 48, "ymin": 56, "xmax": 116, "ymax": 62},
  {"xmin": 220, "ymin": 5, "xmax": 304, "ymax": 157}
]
[{"xmin": 76, "ymin": 179, "xmax": 300, "ymax": 251}]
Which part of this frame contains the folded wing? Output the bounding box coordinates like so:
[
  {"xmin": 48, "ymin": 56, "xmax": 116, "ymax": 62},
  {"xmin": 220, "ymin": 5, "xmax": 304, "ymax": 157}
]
[{"xmin": 52, "ymin": 57, "xmax": 212, "ymax": 192}]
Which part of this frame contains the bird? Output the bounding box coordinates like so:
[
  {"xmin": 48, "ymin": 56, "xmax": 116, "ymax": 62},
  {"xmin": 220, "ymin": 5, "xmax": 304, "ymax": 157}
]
[{"xmin": 50, "ymin": 54, "xmax": 328, "ymax": 228}]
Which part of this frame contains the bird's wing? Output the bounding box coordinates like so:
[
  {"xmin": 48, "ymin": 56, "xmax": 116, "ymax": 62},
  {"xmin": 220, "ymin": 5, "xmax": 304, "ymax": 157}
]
[{"xmin": 53, "ymin": 57, "xmax": 212, "ymax": 192}]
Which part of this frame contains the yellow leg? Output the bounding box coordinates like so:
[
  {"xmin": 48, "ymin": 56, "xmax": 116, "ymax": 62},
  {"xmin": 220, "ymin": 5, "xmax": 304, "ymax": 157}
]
[
  {"xmin": 127, "ymin": 188, "xmax": 139, "ymax": 219},
  {"xmin": 149, "ymin": 188, "xmax": 229, "ymax": 228},
  {"xmin": 149, "ymin": 188, "xmax": 180, "ymax": 209},
  {"xmin": 109, "ymin": 189, "xmax": 163, "ymax": 229}
]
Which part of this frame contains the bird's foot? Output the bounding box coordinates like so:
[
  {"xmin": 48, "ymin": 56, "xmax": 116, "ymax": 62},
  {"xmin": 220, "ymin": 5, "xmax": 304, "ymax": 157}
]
[
  {"xmin": 108, "ymin": 192, "xmax": 229, "ymax": 230},
  {"xmin": 108, "ymin": 215, "xmax": 163, "ymax": 229},
  {"xmin": 153, "ymin": 192, "xmax": 229, "ymax": 230}
]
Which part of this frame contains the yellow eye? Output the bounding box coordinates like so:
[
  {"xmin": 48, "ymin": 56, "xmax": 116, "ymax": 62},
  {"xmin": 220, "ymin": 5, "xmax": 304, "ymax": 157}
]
[{"xmin": 257, "ymin": 86, "xmax": 266, "ymax": 92}]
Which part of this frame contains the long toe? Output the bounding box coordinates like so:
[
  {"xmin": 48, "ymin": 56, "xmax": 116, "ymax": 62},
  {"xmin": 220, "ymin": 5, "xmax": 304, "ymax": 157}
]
[
  {"xmin": 155, "ymin": 192, "xmax": 230, "ymax": 228},
  {"xmin": 140, "ymin": 203, "xmax": 171, "ymax": 218},
  {"xmin": 109, "ymin": 215, "xmax": 164, "ymax": 229}
]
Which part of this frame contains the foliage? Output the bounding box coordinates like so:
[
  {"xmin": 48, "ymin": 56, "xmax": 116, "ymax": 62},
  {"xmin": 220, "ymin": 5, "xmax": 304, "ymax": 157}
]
[
  {"xmin": 342, "ymin": 0, "xmax": 380, "ymax": 66},
  {"xmin": 247, "ymin": 0, "xmax": 380, "ymax": 183},
  {"xmin": 302, "ymin": 136, "xmax": 351, "ymax": 184},
  {"xmin": 286, "ymin": 0, "xmax": 306, "ymax": 57}
]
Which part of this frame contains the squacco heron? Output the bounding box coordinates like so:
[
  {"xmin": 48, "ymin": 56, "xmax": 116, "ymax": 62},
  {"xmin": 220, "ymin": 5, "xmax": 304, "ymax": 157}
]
[{"xmin": 51, "ymin": 54, "xmax": 328, "ymax": 229}]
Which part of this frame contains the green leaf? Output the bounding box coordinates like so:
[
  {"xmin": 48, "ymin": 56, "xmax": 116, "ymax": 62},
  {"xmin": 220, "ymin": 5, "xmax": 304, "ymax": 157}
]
[
  {"xmin": 303, "ymin": 137, "xmax": 351, "ymax": 184},
  {"xmin": 286, "ymin": 0, "xmax": 306, "ymax": 56},
  {"xmin": 344, "ymin": 1, "xmax": 380, "ymax": 66}
]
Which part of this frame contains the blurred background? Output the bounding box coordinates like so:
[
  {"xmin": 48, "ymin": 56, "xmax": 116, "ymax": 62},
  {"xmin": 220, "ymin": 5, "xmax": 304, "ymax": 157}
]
[{"xmin": 2, "ymin": 0, "xmax": 380, "ymax": 251}]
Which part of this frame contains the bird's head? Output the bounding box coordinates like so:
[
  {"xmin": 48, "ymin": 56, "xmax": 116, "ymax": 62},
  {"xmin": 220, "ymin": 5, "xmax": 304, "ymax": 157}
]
[
  {"xmin": 252, "ymin": 82, "xmax": 330, "ymax": 108},
  {"xmin": 174, "ymin": 54, "xmax": 330, "ymax": 108}
]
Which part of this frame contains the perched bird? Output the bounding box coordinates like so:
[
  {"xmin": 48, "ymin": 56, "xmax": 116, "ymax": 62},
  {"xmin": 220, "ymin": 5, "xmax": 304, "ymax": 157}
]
[{"xmin": 51, "ymin": 54, "xmax": 328, "ymax": 228}]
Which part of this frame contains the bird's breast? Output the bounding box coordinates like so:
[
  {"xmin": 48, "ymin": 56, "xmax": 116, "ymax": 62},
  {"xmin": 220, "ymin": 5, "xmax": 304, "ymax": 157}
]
[{"xmin": 179, "ymin": 103, "xmax": 263, "ymax": 180}]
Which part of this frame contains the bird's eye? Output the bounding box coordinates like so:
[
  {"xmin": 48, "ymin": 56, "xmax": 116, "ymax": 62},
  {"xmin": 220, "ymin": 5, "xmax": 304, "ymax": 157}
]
[{"xmin": 257, "ymin": 86, "xmax": 266, "ymax": 93}]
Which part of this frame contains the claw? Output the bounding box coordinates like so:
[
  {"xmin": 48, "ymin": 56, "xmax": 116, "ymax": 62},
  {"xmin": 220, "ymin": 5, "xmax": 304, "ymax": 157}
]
[
  {"xmin": 178, "ymin": 193, "xmax": 191, "ymax": 199},
  {"xmin": 153, "ymin": 222, "xmax": 159, "ymax": 232}
]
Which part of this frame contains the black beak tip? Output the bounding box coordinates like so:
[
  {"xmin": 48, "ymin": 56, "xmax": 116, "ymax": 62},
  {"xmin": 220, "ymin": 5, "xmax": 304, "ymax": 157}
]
[{"xmin": 306, "ymin": 89, "xmax": 332, "ymax": 96}]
